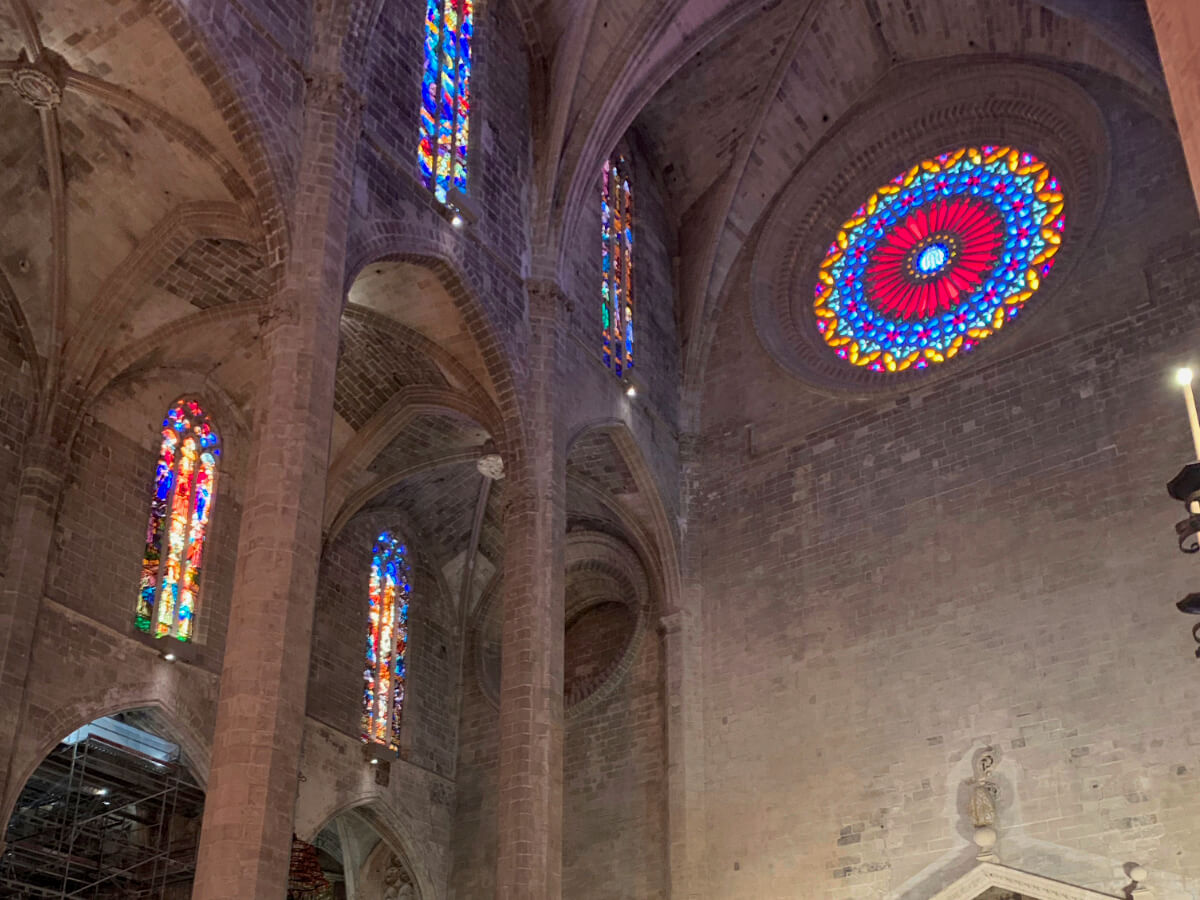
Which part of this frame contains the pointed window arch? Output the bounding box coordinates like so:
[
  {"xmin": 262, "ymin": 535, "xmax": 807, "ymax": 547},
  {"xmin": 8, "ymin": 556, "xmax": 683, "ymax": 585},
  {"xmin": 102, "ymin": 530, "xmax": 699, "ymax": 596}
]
[
  {"xmin": 419, "ymin": 0, "xmax": 474, "ymax": 204},
  {"xmin": 363, "ymin": 532, "xmax": 411, "ymax": 750},
  {"xmin": 601, "ymin": 155, "xmax": 634, "ymax": 376},
  {"xmin": 136, "ymin": 399, "xmax": 220, "ymax": 642}
]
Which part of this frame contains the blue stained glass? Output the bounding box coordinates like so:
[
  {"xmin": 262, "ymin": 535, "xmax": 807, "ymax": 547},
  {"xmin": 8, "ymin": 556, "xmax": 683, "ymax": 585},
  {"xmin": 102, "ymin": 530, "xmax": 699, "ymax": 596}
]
[
  {"xmin": 813, "ymin": 147, "xmax": 1064, "ymax": 374},
  {"xmin": 419, "ymin": 0, "xmax": 472, "ymax": 200},
  {"xmin": 363, "ymin": 532, "xmax": 411, "ymax": 751},
  {"xmin": 600, "ymin": 156, "xmax": 635, "ymax": 376}
]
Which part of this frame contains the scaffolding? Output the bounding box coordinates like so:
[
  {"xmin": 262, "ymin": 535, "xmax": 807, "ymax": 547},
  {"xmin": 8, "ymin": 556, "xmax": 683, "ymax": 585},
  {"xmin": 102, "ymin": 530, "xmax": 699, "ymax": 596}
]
[{"xmin": 1, "ymin": 725, "xmax": 204, "ymax": 899}]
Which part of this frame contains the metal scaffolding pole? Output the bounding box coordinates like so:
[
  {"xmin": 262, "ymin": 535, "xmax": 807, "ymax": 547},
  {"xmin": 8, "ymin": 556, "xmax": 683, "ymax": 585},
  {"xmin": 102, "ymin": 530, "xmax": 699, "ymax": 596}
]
[{"xmin": 1, "ymin": 730, "xmax": 203, "ymax": 899}]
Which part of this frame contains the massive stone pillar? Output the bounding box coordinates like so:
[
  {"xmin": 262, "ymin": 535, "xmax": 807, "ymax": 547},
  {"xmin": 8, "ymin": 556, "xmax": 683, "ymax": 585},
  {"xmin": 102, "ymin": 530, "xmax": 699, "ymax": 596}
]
[
  {"xmin": 190, "ymin": 71, "xmax": 359, "ymax": 900},
  {"xmin": 1148, "ymin": 0, "xmax": 1200, "ymax": 211},
  {"xmin": 495, "ymin": 280, "xmax": 566, "ymax": 899},
  {"xmin": 0, "ymin": 437, "xmax": 67, "ymax": 824}
]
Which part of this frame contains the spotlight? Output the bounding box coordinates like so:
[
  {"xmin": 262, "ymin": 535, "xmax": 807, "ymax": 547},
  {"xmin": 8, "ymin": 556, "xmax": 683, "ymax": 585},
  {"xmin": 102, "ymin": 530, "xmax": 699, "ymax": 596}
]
[
  {"xmin": 625, "ymin": 384, "xmax": 637, "ymax": 399},
  {"xmin": 1179, "ymin": 367, "xmax": 1194, "ymax": 387},
  {"xmin": 163, "ymin": 652, "xmax": 177, "ymax": 662},
  {"xmin": 370, "ymin": 757, "xmax": 380, "ymax": 766},
  {"xmin": 94, "ymin": 788, "xmax": 108, "ymax": 797},
  {"xmin": 451, "ymin": 213, "xmax": 464, "ymax": 228}
]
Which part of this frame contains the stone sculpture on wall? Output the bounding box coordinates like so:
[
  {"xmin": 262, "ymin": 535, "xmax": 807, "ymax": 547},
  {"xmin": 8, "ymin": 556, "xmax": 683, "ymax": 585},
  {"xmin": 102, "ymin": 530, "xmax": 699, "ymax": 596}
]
[
  {"xmin": 382, "ymin": 856, "xmax": 415, "ymax": 900},
  {"xmin": 968, "ymin": 748, "xmax": 1000, "ymax": 862},
  {"xmin": 967, "ymin": 750, "xmax": 998, "ymax": 828}
]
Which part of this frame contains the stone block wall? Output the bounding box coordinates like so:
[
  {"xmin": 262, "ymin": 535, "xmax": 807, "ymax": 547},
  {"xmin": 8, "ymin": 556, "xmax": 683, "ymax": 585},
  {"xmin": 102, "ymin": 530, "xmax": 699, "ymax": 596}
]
[
  {"xmin": 694, "ymin": 70, "xmax": 1200, "ymax": 899},
  {"xmin": 46, "ymin": 384, "xmax": 244, "ymax": 673},
  {"xmin": 563, "ymin": 626, "xmax": 668, "ymax": 900},
  {"xmin": 447, "ymin": 661, "xmax": 501, "ymax": 898}
]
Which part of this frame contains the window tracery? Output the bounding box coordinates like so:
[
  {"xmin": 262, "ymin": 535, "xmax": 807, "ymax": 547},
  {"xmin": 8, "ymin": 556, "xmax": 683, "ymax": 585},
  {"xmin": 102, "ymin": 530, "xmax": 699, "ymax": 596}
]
[
  {"xmin": 136, "ymin": 400, "xmax": 220, "ymax": 642},
  {"xmin": 420, "ymin": 0, "xmax": 474, "ymax": 204},
  {"xmin": 363, "ymin": 531, "xmax": 411, "ymax": 750},
  {"xmin": 601, "ymin": 156, "xmax": 635, "ymax": 376},
  {"xmin": 813, "ymin": 147, "xmax": 1065, "ymax": 373}
]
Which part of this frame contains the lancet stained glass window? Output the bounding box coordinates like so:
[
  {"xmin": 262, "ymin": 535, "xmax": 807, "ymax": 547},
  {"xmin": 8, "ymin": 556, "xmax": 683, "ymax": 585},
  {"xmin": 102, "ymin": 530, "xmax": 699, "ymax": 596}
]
[
  {"xmin": 419, "ymin": 0, "xmax": 474, "ymax": 204},
  {"xmin": 136, "ymin": 400, "xmax": 220, "ymax": 642},
  {"xmin": 363, "ymin": 532, "xmax": 411, "ymax": 751},
  {"xmin": 813, "ymin": 146, "xmax": 1065, "ymax": 373},
  {"xmin": 601, "ymin": 156, "xmax": 634, "ymax": 375}
]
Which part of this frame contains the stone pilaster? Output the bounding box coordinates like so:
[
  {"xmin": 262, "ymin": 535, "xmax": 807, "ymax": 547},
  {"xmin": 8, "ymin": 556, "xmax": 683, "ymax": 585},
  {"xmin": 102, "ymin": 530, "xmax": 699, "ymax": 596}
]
[
  {"xmin": 0, "ymin": 437, "xmax": 68, "ymax": 823},
  {"xmin": 1148, "ymin": 0, "xmax": 1200, "ymax": 212},
  {"xmin": 663, "ymin": 434, "xmax": 706, "ymax": 900},
  {"xmin": 190, "ymin": 71, "xmax": 360, "ymax": 900},
  {"xmin": 495, "ymin": 280, "xmax": 567, "ymax": 899}
]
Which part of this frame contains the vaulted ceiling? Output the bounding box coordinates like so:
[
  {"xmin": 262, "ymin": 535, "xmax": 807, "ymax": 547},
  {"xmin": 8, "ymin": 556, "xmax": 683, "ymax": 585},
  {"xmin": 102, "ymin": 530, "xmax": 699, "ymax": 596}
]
[{"xmin": 524, "ymin": 0, "xmax": 1168, "ymax": 390}]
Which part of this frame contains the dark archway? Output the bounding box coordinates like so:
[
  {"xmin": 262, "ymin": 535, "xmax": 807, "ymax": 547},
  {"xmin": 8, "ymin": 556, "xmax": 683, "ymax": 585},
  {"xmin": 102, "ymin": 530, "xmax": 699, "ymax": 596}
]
[{"xmin": 2, "ymin": 710, "xmax": 204, "ymax": 899}]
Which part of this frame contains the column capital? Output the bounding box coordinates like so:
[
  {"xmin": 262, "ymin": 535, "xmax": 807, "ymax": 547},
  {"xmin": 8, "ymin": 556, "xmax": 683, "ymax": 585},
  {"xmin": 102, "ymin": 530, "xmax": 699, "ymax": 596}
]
[{"xmin": 18, "ymin": 437, "xmax": 68, "ymax": 501}]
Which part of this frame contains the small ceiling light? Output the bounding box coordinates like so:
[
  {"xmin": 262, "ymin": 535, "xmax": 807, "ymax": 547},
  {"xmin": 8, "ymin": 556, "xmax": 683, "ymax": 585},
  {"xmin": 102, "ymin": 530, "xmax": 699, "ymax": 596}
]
[
  {"xmin": 451, "ymin": 212, "xmax": 464, "ymax": 228},
  {"xmin": 1179, "ymin": 367, "xmax": 1194, "ymax": 387},
  {"xmin": 163, "ymin": 652, "xmax": 177, "ymax": 662},
  {"xmin": 625, "ymin": 384, "xmax": 637, "ymax": 399},
  {"xmin": 94, "ymin": 788, "xmax": 108, "ymax": 797}
]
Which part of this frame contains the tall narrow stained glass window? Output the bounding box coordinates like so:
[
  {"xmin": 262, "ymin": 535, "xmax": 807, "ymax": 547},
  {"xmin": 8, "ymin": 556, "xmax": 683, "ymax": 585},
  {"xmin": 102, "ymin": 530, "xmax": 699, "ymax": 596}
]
[
  {"xmin": 136, "ymin": 400, "xmax": 220, "ymax": 642},
  {"xmin": 601, "ymin": 156, "xmax": 634, "ymax": 376},
  {"xmin": 363, "ymin": 532, "xmax": 411, "ymax": 751},
  {"xmin": 419, "ymin": 0, "xmax": 474, "ymax": 204}
]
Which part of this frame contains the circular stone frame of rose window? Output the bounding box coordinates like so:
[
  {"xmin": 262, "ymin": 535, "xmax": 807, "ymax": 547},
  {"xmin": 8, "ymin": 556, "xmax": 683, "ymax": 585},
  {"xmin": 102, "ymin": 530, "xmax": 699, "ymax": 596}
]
[{"xmin": 749, "ymin": 60, "xmax": 1110, "ymax": 394}]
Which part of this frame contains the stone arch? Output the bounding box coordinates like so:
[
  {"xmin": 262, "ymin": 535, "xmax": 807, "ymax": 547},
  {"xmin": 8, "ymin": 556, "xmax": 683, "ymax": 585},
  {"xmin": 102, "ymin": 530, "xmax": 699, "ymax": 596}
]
[
  {"xmin": 62, "ymin": 202, "xmax": 262, "ymax": 396},
  {"xmin": 296, "ymin": 800, "xmax": 440, "ymax": 900},
  {"xmin": 1, "ymin": 693, "xmax": 212, "ymax": 832},
  {"xmin": 565, "ymin": 418, "xmax": 682, "ymax": 614},
  {"xmin": 327, "ymin": 451, "xmax": 486, "ymax": 544},
  {"xmin": 55, "ymin": 301, "xmax": 262, "ymax": 461},
  {"xmin": 344, "ymin": 223, "xmax": 527, "ymax": 461},
  {"xmin": 148, "ymin": 0, "xmax": 294, "ymax": 262}
]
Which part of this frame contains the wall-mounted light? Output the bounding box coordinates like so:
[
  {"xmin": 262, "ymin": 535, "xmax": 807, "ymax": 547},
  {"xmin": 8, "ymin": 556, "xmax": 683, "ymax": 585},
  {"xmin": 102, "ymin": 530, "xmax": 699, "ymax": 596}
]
[
  {"xmin": 625, "ymin": 384, "xmax": 637, "ymax": 399},
  {"xmin": 162, "ymin": 652, "xmax": 177, "ymax": 663},
  {"xmin": 446, "ymin": 188, "xmax": 480, "ymax": 229},
  {"xmin": 1167, "ymin": 364, "xmax": 1200, "ymax": 656}
]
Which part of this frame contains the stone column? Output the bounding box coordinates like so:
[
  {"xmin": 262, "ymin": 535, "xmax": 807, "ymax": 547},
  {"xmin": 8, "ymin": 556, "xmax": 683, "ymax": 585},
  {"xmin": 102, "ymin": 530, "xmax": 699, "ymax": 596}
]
[
  {"xmin": 1148, "ymin": 0, "xmax": 1200, "ymax": 211},
  {"xmin": 662, "ymin": 437, "xmax": 707, "ymax": 900},
  {"xmin": 495, "ymin": 280, "xmax": 566, "ymax": 899},
  {"xmin": 190, "ymin": 71, "xmax": 359, "ymax": 900},
  {"xmin": 0, "ymin": 437, "xmax": 67, "ymax": 824}
]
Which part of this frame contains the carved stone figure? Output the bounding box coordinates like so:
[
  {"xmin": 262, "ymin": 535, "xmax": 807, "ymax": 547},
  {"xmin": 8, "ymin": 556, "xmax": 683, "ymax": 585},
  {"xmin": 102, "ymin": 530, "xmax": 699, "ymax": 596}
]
[
  {"xmin": 968, "ymin": 751, "xmax": 999, "ymax": 828},
  {"xmin": 383, "ymin": 857, "xmax": 415, "ymax": 900}
]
